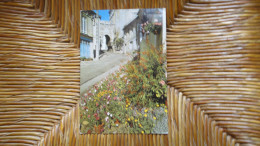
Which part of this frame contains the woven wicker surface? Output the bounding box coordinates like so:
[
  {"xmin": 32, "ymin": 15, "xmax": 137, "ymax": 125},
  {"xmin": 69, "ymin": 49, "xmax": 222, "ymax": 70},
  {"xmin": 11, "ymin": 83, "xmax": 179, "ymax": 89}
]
[
  {"xmin": 0, "ymin": 0, "xmax": 260, "ymax": 145},
  {"xmin": 167, "ymin": 0, "xmax": 260, "ymax": 145},
  {"xmin": 0, "ymin": 1, "xmax": 80, "ymax": 145}
]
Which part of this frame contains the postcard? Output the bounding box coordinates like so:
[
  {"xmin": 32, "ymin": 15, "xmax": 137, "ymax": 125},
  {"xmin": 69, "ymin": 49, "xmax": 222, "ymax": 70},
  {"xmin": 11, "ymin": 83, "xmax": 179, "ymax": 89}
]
[{"xmin": 80, "ymin": 8, "xmax": 167, "ymax": 134}]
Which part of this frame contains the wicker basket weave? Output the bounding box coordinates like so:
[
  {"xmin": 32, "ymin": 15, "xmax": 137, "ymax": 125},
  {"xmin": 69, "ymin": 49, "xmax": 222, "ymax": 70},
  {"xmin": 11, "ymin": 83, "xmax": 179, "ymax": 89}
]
[{"xmin": 0, "ymin": 0, "xmax": 259, "ymax": 145}]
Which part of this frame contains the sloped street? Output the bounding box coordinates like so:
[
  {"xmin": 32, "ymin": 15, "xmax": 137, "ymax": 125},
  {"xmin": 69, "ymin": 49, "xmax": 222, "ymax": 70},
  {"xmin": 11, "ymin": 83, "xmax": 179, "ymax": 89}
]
[{"xmin": 80, "ymin": 52, "xmax": 131, "ymax": 95}]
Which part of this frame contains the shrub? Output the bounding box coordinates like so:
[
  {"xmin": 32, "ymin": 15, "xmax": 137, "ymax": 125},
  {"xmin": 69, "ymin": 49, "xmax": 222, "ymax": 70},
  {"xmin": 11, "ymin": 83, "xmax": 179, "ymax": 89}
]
[
  {"xmin": 122, "ymin": 41, "xmax": 167, "ymax": 107},
  {"xmin": 80, "ymin": 56, "xmax": 86, "ymax": 61},
  {"xmin": 80, "ymin": 72, "xmax": 128, "ymax": 134},
  {"xmin": 80, "ymin": 41, "xmax": 167, "ymax": 134},
  {"xmin": 142, "ymin": 22, "xmax": 162, "ymax": 34},
  {"xmin": 113, "ymin": 37, "xmax": 124, "ymax": 51}
]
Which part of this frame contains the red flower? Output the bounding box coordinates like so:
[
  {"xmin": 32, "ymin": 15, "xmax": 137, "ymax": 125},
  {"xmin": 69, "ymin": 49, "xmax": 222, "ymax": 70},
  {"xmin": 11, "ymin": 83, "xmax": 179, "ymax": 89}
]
[
  {"xmin": 96, "ymin": 102, "xmax": 99, "ymax": 106},
  {"xmin": 96, "ymin": 116, "xmax": 100, "ymax": 120}
]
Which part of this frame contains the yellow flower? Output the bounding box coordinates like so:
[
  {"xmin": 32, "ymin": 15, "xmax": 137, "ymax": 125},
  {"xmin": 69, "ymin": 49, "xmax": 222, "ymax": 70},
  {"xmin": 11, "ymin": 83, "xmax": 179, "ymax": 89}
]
[
  {"xmin": 128, "ymin": 118, "xmax": 130, "ymax": 121},
  {"xmin": 130, "ymin": 116, "xmax": 134, "ymax": 120},
  {"xmin": 141, "ymin": 131, "xmax": 144, "ymax": 134},
  {"xmin": 153, "ymin": 117, "xmax": 156, "ymax": 120},
  {"xmin": 156, "ymin": 104, "xmax": 159, "ymax": 107},
  {"xmin": 165, "ymin": 109, "xmax": 168, "ymax": 113},
  {"xmin": 125, "ymin": 108, "xmax": 128, "ymax": 110},
  {"xmin": 126, "ymin": 105, "xmax": 128, "ymax": 108},
  {"xmin": 134, "ymin": 119, "xmax": 138, "ymax": 122},
  {"xmin": 144, "ymin": 109, "xmax": 148, "ymax": 113},
  {"xmin": 139, "ymin": 124, "xmax": 143, "ymax": 128},
  {"xmin": 144, "ymin": 114, "xmax": 147, "ymax": 117}
]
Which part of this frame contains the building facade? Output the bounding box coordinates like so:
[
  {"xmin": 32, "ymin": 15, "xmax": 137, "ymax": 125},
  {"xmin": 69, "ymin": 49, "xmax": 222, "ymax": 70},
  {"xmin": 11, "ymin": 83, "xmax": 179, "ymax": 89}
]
[
  {"xmin": 80, "ymin": 9, "xmax": 164, "ymax": 60},
  {"xmin": 80, "ymin": 11, "xmax": 100, "ymax": 60}
]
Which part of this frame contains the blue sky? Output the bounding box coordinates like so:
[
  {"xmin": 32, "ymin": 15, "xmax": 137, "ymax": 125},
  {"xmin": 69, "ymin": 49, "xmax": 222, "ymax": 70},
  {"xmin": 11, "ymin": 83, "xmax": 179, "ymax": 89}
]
[{"xmin": 94, "ymin": 10, "xmax": 110, "ymax": 21}]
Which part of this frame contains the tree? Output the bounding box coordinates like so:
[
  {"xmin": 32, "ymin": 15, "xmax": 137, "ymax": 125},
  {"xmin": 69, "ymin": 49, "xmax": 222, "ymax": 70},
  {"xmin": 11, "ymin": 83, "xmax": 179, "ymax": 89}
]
[{"xmin": 113, "ymin": 37, "xmax": 124, "ymax": 51}]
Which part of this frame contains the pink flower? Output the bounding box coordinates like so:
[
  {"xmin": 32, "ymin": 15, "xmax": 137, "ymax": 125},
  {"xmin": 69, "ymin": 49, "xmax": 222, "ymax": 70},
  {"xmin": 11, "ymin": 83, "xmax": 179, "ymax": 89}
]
[
  {"xmin": 113, "ymin": 97, "xmax": 117, "ymax": 100},
  {"xmin": 160, "ymin": 80, "xmax": 165, "ymax": 85},
  {"xmin": 96, "ymin": 116, "xmax": 100, "ymax": 120},
  {"xmin": 96, "ymin": 102, "xmax": 99, "ymax": 106},
  {"xmin": 88, "ymin": 115, "xmax": 90, "ymax": 118}
]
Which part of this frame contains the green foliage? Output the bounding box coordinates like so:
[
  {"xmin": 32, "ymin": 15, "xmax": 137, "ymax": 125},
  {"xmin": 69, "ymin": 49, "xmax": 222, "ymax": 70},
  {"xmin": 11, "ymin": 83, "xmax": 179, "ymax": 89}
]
[
  {"xmin": 80, "ymin": 56, "xmax": 86, "ymax": 61},
  {"xmin": 122, "ymin": 41, "xmax": 167, "ymax": 107},
  {"xmin": 113, "ymin": 37, "xmax": 124, "ymax": 51},
  {"xmin": 80, "ymin": 56, "xmax": 93, "ymax": 61},
  {"xmin": 80, "ymin": 73, "xmax": 128, "ymax": 134},
  {"xmin": 80, "ymin": 41, "xmax": 167, "ymax": 134},
  {"xmin": 143, "ymin": 22, "xmax": 162, "ymax": 34}
]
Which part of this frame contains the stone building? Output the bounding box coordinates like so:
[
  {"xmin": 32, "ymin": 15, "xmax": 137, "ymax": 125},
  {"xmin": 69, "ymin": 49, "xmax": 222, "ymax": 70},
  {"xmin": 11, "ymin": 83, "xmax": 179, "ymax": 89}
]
[
  {"xmin": 99, "ymin": 20, "xmax": 114, "ymax": 51},
  {"xmin": 122, "ymin": 9, "xmax": 164, "ymax": 54},
  {"xmin": 110, "ymin": 9, "xmax": 139, "ymax": 53},
  {"xmin": 80, "ymin": 9, "xmax": 165, "ymax": 60},
  {"xmin": 138, "ymin": 9, "xmax": 164, "ymax": 48},
  {"xmin": 80, "ymin": 10, "xmax": 100, "ymax": 60}
]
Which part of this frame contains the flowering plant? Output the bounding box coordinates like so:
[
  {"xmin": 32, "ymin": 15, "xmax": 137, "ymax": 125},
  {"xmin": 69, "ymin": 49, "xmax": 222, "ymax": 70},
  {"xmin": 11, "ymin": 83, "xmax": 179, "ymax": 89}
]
[
  {"xmin": 122, "ymin": 41, "xmax": 167, "ymax": 107},
  {"xmin": 80, "ymin": 41, "xmax": 167, "ymax": 134},
  {"xmin": 141, "ymin": 21, "xmax": 162, "ymax": 35}
]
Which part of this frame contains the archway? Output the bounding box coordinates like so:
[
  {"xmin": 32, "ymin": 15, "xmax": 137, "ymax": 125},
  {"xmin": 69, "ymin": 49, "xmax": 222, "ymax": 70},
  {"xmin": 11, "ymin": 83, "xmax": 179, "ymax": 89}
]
[
  {"xmin": 101, "ymin": 35, "xmax": 112, "ymax": 52},
  {"xmin": 105, "ymin": 35, "xmax": 112, "ymax": 51},
  {"xmin": 105, "ymin": 35, "xmax": 110, "ymax": 45}
]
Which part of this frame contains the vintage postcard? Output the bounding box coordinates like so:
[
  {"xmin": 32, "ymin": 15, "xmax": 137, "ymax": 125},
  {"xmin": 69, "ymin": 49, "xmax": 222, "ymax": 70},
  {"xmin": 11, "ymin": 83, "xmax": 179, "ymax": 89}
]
[{"xmin": 80, "ymin": 8, "xmax": 167, "ymax": 134}]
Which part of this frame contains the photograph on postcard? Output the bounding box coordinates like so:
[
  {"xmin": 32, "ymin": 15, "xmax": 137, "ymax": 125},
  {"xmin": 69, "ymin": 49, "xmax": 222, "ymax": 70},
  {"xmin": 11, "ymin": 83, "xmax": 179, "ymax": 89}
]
[{"xmin": 79, "ymin": 8, "xmax": 167, "ymax": 134}]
